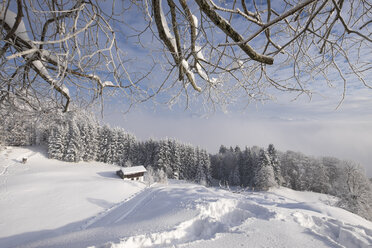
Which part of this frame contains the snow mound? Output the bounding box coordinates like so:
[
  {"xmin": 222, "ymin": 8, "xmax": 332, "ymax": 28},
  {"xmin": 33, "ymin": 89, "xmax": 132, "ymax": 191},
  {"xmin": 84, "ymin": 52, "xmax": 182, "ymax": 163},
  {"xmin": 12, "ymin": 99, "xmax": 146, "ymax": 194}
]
[
  {"xmin": 293, "ymin": 212, "xmax": 372, "ymax": 248},
  {"xmin": 101, "ymin": 198, "xmax": 256, "ymax": 248}
]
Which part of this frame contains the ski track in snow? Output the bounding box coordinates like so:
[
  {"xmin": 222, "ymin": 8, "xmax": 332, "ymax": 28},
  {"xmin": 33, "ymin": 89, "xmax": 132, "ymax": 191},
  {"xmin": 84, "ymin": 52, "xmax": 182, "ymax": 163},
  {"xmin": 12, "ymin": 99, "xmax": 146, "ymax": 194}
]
[
  {"xmin": 81, "ymin": 187, "xmax": 159, "ymax": 230},
  {"xmin": 98, "ymin": 196, "xmax": 276, "ymax": 248},
  {"xmin": 98, "ymin": 189, "xmax": 372, "ymax": 248}
]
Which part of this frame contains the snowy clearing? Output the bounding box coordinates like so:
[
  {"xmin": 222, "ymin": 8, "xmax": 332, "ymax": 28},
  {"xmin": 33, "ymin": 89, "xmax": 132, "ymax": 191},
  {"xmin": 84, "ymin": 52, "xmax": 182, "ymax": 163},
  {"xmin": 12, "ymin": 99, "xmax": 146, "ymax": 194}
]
[{"xmin": 0, "ymin": 147, "xmax": 371, "ymax": 248}]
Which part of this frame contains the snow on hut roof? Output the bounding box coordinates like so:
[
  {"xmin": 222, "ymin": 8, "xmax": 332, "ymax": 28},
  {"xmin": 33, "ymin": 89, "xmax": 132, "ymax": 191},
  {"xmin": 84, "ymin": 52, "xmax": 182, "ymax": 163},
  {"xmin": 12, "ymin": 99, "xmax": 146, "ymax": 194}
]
[{"xmin": 121, "ymin": 166, "xmax": 147, "ymax": 175}]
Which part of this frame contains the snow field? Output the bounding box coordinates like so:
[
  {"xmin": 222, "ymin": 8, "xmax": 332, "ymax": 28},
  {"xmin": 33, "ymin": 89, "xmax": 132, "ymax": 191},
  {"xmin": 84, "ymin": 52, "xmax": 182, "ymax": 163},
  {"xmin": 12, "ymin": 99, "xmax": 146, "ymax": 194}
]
[
  {"xmin": 0, "ymin": 147, "xmax": 145, "ymax": 240},
  {"xmin": 1, "ymin": 147, "xmax": 372, "ymax": 248}
]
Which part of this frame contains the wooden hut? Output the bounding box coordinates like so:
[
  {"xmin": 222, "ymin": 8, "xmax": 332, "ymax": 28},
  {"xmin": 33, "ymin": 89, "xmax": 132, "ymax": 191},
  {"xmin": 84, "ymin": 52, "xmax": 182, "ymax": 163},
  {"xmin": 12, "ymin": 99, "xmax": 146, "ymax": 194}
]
[{"xmin": 116, "ymin": 166, "xmax": 146, "ymax": 181}]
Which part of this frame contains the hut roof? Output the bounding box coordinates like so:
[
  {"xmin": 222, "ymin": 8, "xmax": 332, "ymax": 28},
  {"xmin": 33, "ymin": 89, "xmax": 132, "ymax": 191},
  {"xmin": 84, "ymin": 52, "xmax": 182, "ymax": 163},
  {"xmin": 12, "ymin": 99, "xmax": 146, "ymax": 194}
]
[{"xmin": 120, "ymin": 166, "xmax": 146, "ymax": 175}]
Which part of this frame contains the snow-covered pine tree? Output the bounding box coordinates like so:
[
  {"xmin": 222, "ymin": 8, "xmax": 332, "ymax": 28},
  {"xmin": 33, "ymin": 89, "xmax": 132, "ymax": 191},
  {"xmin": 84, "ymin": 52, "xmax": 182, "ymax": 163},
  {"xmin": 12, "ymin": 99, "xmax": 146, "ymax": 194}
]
[
  {"xmin": 109, "ymin": 128, "xmax": 120, "ymax": 165},
  {"xmin": 182, "ymin": 145, "xmax": 197, "ymax": 181},
  {"xmin": 268, "ymin": 144, "xmax": 284, "ymax": 186},
  {"xmin": 63, "ymin": 114, "xmax": 83, "ymax": 162},
  {"xmin": 127, "ymin": 134, "xmax": 138, "ymax": 165},
  {"xmin": 195, "ymin": 163, "xmax": 206, "ymax": 185},
  {"xmin": 229, "ymin": 165, "xmax": 241, "ymax": 186},
  {"xmin": 116, "ymin": 129, "xmax": 127, "ymax": 166},
  {"xmin": 234, "ymin": 145, "xmax": 241, "ymax": 154},
  {"xmin": 218, "ymin": 145, "xmax": 228, "ymax": 154},
  {"xmin": 195, "ymin": 147, "xmax": 207, "ymax": 185},
  {"xmin": 237, "ymin": 148, "xmax": 247, "ymax": 186},
  {"xmin": 169, "ymin": 139, "xmax": 181, "ymax": 179},
  {"xmin": 48, "ymin": 124, "xmax": 67, "ymax": 160},
  {"xmin": 177, "ymin": 143, "xmax": 186, "ymax": 180},
  {"xmin": 97, "ymin": 125, "xmax": 111, "ymax": 163},
  {"xmin": 178, "ymin": 143, "xmax": 188, "ymax": 180},
  {"xmin": 75, "ymin": 116, "xmax": 88, "ymax": 161},
  {"xmin": 253, "ymin": 148, "xmax": 277, "ymax": 190},
  {"xmin": 2, "ymin": 111, "xmax": 34, "ymax": 146},
  {"xmin": 201, "ymin": 149, "xmax": 212, "ymax": 185},
  {"xmin": 143, "ymin": 139, "xmax": 158, "ymax": 167},
  {"xmin": 135, "ymin": 141, "xmax": 145, "ymax": 166},
  {"xmin": 189, "ymin": 146, "xmax": 200, "ymax": 181},
  {"xmin": 239, "ymin": 147, "xmax": 254, "ymax": 188},
  {"xmin": 155, "ymin": 140, "xmax": 171, "ymax": 176},
  {"xmin": 118, "ymin": 132, "xmax": 129, "ymax": 166},
  {"xmin": 210, "ymin": 154, "xmax": 223, "ymax": 181},
  {"xmin": 82, "ymin": 121, "xmax": 98, "ymax": 162}
]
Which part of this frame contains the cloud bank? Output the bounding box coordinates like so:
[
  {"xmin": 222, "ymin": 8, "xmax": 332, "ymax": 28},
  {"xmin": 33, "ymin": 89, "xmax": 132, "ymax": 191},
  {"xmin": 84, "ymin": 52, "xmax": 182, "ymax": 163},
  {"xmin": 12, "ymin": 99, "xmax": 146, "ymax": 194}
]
[{"xmin": 106, "ymin": 106, "xmax": 372, "ymax": 177}]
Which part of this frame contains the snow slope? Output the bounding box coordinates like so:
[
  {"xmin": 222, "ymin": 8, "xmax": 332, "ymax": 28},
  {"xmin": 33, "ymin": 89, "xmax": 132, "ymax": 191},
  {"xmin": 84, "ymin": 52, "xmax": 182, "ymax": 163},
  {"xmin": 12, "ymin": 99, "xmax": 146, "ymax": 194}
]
[{"xmin": 1, "ymin": 147, "xmax": 372, "ymax": 248}]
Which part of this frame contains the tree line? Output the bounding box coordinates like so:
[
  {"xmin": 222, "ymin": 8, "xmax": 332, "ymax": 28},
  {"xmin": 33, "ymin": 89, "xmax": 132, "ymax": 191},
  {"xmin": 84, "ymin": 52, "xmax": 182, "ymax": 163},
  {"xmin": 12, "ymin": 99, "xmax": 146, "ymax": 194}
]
[
  {"xmin": 0, "ymin": 108, "xmax": 211, "ymax": 185},
  {"xmin": 47, "ymin": 111, "xmax": 212, "ymax": 185},
  {"xmin": 210, "ymin": 144, "xmax": 372, "ymax": 221},
  {"xmin": 1, "ymin": 108, "xmax": 371, "ymax": 220}
]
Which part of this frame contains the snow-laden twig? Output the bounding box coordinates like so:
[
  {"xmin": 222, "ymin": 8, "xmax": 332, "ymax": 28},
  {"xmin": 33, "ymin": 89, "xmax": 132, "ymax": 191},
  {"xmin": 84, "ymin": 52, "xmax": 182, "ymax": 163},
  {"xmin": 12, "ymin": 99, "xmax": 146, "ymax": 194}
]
[{"xmin": 6, "ymin": 48, "xmax": 38, "ymax": 60}]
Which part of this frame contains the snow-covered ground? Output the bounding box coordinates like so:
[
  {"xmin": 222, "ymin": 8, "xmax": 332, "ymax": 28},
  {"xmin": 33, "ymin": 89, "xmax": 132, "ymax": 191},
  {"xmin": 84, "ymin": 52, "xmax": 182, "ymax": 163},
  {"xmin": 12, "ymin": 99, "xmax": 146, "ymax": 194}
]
[{"xmin": 1, "ymin": 147, "xmax": 371, "ymax": 248}]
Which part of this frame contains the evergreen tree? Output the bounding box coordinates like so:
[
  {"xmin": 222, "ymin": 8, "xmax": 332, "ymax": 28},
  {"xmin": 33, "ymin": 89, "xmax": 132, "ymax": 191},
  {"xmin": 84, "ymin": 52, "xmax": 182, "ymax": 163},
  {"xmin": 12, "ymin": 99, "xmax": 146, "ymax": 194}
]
[
  {"xmin": 169, "ymin": 140, "xmax": 181, "ymax": 179},
  {"xmin": 48, "ymin": 124, "xmax": 67, "ymax": 160},
  {"xmin": 143, "ymin": 139, "xmax": 158, "ymax": 167},
  {"xmin": 127, "ymin": 134, "xmax": 138, "ymax": 165},
  {"xmin": 116, "ymin": 130, "xmax": 128, "ymax": 166},
  {"xmin": 97, "ymin": 125, "xmax": 111, "ymax": 163},
  {"xmin": 202, "ymin": 149, "xmax": 212, "ymax": 185},
  {"xmin": 80, "ymin": 122, "xmax": 94, "ymax": 161},
  {"xmin": 155, "ymin": 140, "xmax": 171, "ymax": 176},
  {"xmin": 183, "ymin": 145, "xmax": 197, "ymax": 181},
  {"xmin": 268, "ymin": 144, "xmax": 284, "ymax": 186},
  {"xmin": 254, "ymin": 149, "xmax": 277, "ymax": 190},
  {"xmin": 2, "ymin": 111, "xmax": 34, "ymax": 146},
  {"xmin": 119, "ymin": 132, "xmax": 131, "ymax": 165},
  {"xmin": 219, "ymin": 145, "xmax": 228, "ymax": 154},
  {"xmin": 195, "ymin": 147, "xmax": 209, "ymax": 185},
  {"xmin": 195, "ymin": 162, "xmax": 206, "ymax": 185},
  {"xmin": 210, "ymin": 154, "xmax": 223, "ymax": 181},
  {"xmin": 109, "ymin": 128, "xmax": 120, "ymax": 165},
  {"xmin": 63, "ymin": 115, "xmax": 83, "ymax": 162},
  {"xmin": 178, "ymin": 143, "xmax": 187, "ymax": 180},
  {"xmin": 234, "ymin": 145, "xmax": 241, "ymax": 153},
  {"xmin": 229, "ymin": 165, "xmax": 241, "ymax": 186},
  {"xmin": 239, "ymin": 147, "xmax": 254, "ymax": 187}
]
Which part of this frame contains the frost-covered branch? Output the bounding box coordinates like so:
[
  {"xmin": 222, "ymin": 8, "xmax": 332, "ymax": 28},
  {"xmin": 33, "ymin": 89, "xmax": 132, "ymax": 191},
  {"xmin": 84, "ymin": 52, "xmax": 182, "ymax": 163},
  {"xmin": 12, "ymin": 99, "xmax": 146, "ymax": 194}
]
[{"xmin": 1, "ymin": 0, "xmax": 371, "ymax": 113}]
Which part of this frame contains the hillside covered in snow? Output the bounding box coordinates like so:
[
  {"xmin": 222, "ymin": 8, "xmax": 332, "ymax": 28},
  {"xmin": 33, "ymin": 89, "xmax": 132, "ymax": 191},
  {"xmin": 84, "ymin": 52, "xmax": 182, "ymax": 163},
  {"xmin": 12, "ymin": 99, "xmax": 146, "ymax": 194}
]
[{"xmin": 1, "ymin": 147, "xmax": 372, "ymax": 248}]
